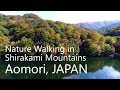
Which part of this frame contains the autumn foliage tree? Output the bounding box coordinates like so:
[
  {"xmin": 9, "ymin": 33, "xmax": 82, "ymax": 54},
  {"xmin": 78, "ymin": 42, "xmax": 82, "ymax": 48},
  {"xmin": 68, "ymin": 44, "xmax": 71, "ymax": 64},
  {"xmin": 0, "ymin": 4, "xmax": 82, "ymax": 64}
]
[{"xmin": 0, "ymin": 13, "xmax": 117, "ymax": 58}]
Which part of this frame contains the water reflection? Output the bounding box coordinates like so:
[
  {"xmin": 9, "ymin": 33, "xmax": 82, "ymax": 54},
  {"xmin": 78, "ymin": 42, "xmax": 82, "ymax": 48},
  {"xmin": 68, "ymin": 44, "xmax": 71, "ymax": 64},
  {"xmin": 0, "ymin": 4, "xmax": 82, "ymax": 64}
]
[{"xmin": 63, "ymin": 66, "xmax": 120, "ymax": 79}]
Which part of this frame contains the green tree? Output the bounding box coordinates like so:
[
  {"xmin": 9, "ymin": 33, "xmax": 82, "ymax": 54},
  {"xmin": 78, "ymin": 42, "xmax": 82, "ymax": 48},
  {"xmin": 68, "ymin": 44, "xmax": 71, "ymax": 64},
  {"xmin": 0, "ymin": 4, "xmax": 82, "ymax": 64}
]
[
  {"xmin": 89, "ymin": 43, "xmax": 101, "ymax": 56},
  {"xmin": 0, "ymin": 26, "xmax": 9, "ymax": 36},
  {"xmin": 102, "ymin": 44, "xmax": 115, "ymax": 56},
  {"xmin": 0, "ymin": 35, "xmax": 10, "ymax": 59},
  {"xmin": 105, "ymin": 36, "xmax": 116, "ymax": 45},
  {"xmin": 16, "ymin": 36, "xmax": 33, "ymax": 47},
  {"xmin": 87, "ymin": 31, "xmax": 102, "ymax": 44},
  {"xmin": 80, "ymin": 39, "xmax": 93, "ymax": 56}
]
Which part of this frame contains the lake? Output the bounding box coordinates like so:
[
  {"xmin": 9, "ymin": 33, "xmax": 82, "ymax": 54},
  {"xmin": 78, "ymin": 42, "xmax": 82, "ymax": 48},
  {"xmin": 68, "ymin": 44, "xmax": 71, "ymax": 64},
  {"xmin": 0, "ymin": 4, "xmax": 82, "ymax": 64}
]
[
  {"xmin": 63, "ymin": 57, "xmax": 120, "ymax": 79},
  {"xmin": 0, "ymin": 57, "xmax": 120, "ymax": 79}
]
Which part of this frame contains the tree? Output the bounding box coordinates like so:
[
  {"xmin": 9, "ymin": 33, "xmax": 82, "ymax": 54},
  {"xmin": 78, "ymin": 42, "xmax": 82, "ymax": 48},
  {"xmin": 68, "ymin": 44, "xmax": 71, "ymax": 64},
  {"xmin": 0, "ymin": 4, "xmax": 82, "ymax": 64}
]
[
  {"xmin": 102, "ymin": 44, "xmax": 115, "ymax": 56},
  {"xmin": 0, "ymin": 35, "xmax": 10, "ymax": 59},
  {"xmin": 98, "ymin": 36, "xmax": 106, "ymax": 45},
  {"xmin": 89, "ymin": 43, "xmax": 101, "ymax": 56},
  {"xmin": 16, "ymin": 36, "xmax": 33, "ymax": 47},
  {"xmin": 87, "ymin": 31, "xmax": 102, "ymax": 44},
  {"xmin": 80, "ymin": 39, "xmax": 93, "ymax": 56},
  {"xmin": 0, "ymin": 31, "xmax": 3, "ymax": 35},
  {"xmin": 0, "ymin": 26, "xmax": 9, "ymax": 36},
  {"xmin": 105, "ymin": 36, "xmax": 116, "ymax": 45},
  {"xmin": 0, "ymin": 13, "xmax": 117, "ymax": 58}
]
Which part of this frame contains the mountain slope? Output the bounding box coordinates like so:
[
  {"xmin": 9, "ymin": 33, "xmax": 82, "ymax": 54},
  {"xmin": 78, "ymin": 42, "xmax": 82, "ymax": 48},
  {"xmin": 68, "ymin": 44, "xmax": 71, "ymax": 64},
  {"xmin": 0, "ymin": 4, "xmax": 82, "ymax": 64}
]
[
  {"xmin": 75, "ymin": 20, "xmax": 120, "ymax": 31},
  {"xmin": 104, "ymin": 25, "xmax": 120, "ymax": 36},
  {"xmin": 99, "ymin": 22, "xmax": 120, "ymax": 33}
]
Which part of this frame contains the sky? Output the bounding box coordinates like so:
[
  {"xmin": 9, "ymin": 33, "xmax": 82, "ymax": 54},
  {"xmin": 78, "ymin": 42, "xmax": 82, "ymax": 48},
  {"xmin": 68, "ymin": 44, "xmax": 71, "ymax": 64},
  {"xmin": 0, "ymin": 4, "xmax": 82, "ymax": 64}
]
[{"xmin": 0, "ymin": 11, "xmax": 120, "ymax": 24}]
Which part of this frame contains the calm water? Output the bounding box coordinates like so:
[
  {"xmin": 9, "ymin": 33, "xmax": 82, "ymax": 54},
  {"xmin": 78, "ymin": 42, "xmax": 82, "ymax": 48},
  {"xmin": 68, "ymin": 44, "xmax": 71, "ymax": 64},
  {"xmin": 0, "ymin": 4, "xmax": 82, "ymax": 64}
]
[
  {"xmin": 63, "ymin": 66, "xmax": 120, "ymax": 79},
  {"xmin": 64, "ymin": 57, "xmax": 120, "ymax": 79},
  {"xmin": 0, "ymin": 57, "xmax": 120, "ymax": 79}
]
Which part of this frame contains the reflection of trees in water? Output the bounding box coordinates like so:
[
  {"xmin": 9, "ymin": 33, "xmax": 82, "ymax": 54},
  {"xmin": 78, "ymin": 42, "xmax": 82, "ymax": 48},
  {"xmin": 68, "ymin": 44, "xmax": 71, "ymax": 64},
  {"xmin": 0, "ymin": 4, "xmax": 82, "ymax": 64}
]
[
  {"xmin": 85, "ymin": 58, "xmax": 104, "ymax": 72},
  {"xmin": 0, "ymin": 57, "xmax": 120, "ymax": 79},
  {"xmin": 86, "ymin": 57, "xmax": 118, "ymax": 72}
]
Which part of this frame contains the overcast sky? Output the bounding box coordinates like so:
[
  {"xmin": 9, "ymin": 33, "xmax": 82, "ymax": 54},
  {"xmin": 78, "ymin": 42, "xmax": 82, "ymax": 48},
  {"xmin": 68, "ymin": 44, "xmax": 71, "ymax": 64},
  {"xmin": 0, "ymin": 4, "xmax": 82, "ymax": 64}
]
[{"xmin": 0, "ymin": 11, "xmax": 120, "ymax": 24}]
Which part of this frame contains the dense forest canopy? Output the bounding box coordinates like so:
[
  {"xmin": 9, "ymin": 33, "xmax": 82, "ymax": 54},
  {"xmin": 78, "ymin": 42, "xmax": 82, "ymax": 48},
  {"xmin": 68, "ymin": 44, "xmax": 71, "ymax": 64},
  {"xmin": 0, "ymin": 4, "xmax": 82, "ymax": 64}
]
[
  {"xmin": 0, "ymin": 13, "xmax": 117, "ymax": 57},
  {"xmin": 104, "ymin": 26, "xmax": 120, "ymax": 37}
]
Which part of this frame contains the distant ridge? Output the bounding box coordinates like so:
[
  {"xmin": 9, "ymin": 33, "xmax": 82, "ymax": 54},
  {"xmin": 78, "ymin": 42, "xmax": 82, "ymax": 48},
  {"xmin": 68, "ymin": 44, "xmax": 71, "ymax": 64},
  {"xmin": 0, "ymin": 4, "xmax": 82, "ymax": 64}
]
[{"xmin": 75, "ymin": 20, "xmax": 120, "ymax": 32}]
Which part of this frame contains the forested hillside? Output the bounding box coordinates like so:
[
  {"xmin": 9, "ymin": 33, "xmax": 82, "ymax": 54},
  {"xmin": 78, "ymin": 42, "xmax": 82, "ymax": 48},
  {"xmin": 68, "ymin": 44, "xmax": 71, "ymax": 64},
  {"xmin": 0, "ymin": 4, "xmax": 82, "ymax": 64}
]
[
  {"xmin": 104, "ymin": 25, "xmax": 120, "ymax": 37},
  {"xmin": 99, "ymin": 22, "xmax": 120, "ymax": 33},
  {"xmin": 0, "ymin": 13, "xmax": 116, "ymax": 58}
]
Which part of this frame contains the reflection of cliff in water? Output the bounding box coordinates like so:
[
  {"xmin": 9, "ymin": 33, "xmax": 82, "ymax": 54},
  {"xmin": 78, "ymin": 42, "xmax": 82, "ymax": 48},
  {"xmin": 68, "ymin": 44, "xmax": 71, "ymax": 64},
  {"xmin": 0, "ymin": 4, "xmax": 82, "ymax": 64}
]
[{"xmin": 64, "ymin": 66, "xmax": 120, "ymax": 79}]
